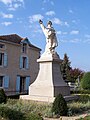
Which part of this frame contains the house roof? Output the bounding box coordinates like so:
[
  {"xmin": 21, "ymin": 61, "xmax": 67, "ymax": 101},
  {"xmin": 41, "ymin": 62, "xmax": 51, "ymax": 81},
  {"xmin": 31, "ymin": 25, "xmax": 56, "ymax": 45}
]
[
  {"xmin": 0, "ymin": 34, "xmax": 41, "ymax": 50},
  {"xmin": 0, "ymin": 34, "xmax": 22, "ymax": 44}
]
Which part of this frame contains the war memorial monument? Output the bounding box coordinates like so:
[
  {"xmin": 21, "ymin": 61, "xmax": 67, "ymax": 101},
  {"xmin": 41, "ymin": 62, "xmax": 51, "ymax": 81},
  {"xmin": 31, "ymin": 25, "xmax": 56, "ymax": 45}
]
[{"xmin": 20, "ymin": 20, "xmax": 70, "ymax": 102}]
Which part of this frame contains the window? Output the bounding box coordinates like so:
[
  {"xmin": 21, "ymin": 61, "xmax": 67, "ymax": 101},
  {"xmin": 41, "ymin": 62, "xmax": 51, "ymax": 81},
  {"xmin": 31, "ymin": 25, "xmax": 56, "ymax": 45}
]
[
  {"xmin": 0, "ymin": 76, "xmax": 3, "ymax": 87},
  {"xmin": 22, "ymin": 43, "xmax": 27, "ymax": 53},
  {"xmin": 0, "ymin": 76, "xmax": 9, "ymax": 88},
  {"xmin": 20, "ymin": 56, "xmax": 29, "ymax": 69},
  {"xmin": 16, "ymin": 76, "xmax": 30, "ymax": 93},
  {"xmin": 0, "ymin": 53, "xmax": 4, "ymax": 66},
  {"xmin": 0, "ymin": 44, "xmax": 5, "ymax": 49},
  {"xmin": 22, "ymin": 57, "xmax": 27, "ymax": 68},
  {"xmin": 0, "ymin": 53, "xmax": 8, "ymax": 67}
]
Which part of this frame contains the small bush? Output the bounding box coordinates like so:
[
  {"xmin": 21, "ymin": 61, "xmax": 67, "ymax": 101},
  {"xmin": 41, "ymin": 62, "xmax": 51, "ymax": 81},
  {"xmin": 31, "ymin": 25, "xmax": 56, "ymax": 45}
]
[
  {"xmin": 81, "ymin": 72, "xmax": 90, "ymax": 90},
  {"xmin": 52, "ymin": 94, "xmax": 68, "ymax": 116},
  {"xmin": 0, "ymin": 89, "xmax": 7, "ymax": 104}
]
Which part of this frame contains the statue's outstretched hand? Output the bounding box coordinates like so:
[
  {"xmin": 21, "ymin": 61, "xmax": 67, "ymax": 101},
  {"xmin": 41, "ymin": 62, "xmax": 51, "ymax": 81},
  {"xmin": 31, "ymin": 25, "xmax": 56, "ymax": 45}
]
[{"xmin": 39, "ymin": 19, "xmax": 43, "ymax": 24}]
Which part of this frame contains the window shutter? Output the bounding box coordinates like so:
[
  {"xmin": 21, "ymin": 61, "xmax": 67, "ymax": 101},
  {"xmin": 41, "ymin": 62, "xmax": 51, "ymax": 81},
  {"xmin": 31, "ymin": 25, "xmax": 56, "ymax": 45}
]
[
  {"xmin": 3, "ymin": 76, "xmax": 9, "ymax": 88},
  {"xmin": 26, "ymin": 77, "xmax": 30, "ymax": 90},
  {"xmin": 4, "ymin": 53, "xmax": 8, "ymax": 67},
  {"xmin": 26, "ymin": 57, "xmax": 29, "ymax": 69},
  {"xmin": 20, "ymin": 56, "xmax": 23, "ymax": 69},
  {"xmin": 16, "ymin": 76, "xmax": 20, "ymax": 93}
]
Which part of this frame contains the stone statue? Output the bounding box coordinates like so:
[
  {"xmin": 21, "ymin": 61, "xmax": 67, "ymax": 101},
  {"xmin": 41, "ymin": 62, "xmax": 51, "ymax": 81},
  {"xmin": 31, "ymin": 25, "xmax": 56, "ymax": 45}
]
[{"xmin": 39, "ymin": 19, "xmax": 58, "ymax": 54}]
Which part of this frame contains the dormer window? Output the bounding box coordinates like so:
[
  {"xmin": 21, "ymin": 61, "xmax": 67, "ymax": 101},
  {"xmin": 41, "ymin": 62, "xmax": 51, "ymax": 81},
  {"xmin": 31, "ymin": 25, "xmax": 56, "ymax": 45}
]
[{"xmin": 22, "ymin": 43, "xmax": 27, "ymax": 53}]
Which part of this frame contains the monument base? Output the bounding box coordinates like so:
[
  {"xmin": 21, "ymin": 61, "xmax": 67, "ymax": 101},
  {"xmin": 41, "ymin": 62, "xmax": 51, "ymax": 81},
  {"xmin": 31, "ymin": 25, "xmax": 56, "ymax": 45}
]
[
  {"xmin": 20, "ymin": 95, "xmax": 55, "ymax": 103},
  {"xmin": 27, "ymin": 53, "xmax": 70, "ymax": 102},
  {"xmin": 20, "ymin": 95, "xmax": 78, "ymax": 103}
]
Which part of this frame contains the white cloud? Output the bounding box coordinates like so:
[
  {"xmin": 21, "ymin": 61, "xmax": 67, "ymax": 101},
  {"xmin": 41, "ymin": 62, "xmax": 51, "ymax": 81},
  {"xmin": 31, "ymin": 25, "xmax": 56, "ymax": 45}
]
[
  {"xmin": 0, "ymin": 0, "xmax": 12, "ymax": 4},
  {"xmin": 60, "ymin": 39, "xmax": 68, "ymax": 43},
  {"xmin": 70, "ymin": 38, "xmax": 81, "ymax": 43},
  {"xmin": 57, "ymin": 31, "xmax": 62, "ymax": 35},
  {"xmin": 72, "ymin": 20, "xmax": 77, "ymax": 24},
  {"xmin": 52, "ymin": 18, "xmax": 62, "ymax": 25},
  {"xmin": 1, "ymin": 21, "xmax": 12, "ymax": 26},
  {"xmin": 62, "ymin": 32, "xmax": 68, "ymax": 35},
  {"xmin": 43, "ymin": 0, "xmax": 54, "ymax": 5},
  {"xmin": 85, "ymin": 34, "xmax": 90, "ymax": 38},
  {"xmin": 0, "ymin": 0, "xmax": 24, "ymax": 10},
  {"xmin": 57, "ymin": 31, "xmax": 68, "ymax": 35},
  {"xmin": 60, "ymin": 38, "xmax": 81, "ymax": 43},
  {"xmin": 70, "ymin": 30, "xmax": 79, "ymax": 35},
  {"xmin": 46, "ymin": 11, "xmax": 55, "ymax": 16},
  {"xmin": 1, "ymin": 12, "xmax": 13, "ymax": 18},
  {"xmin": 64, "ymin": 21, "xmax": 69, "ymax": 27},
  {"xmin": 29, "ymin": 14, "xmax": 44, "ymax": 23},
  {"xmin": 69, "ymin": 9, "xmax": 73, "ymax": 14},
  {"xmin": 51, "ymin": 18, "xmax": 69, "ymax": 27},
  {"xmin": 43, "ymin": 0, "xmax": 47, "ymax": 3}
]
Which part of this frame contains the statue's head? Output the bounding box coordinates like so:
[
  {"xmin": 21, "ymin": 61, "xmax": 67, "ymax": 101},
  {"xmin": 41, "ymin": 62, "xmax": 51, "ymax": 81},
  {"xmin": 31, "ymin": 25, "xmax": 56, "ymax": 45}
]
[{"xmin": 47, "ymin": 21, "xmax": 52, "ymax": 26}]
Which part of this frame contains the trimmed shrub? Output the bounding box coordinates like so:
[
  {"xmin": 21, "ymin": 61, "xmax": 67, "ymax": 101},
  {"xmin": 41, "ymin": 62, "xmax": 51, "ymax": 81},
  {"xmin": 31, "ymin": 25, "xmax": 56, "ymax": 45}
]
[
  {"xmin": 81, "ymin": 72, "xmax": 90, "ymax": 90},
  {"xmin": 52, "ymin": 94, "xmax": 68, "ymax": 116},
  {"xmin": 0, "ymin": 89, "xmax": 7, "ymax": 104}
]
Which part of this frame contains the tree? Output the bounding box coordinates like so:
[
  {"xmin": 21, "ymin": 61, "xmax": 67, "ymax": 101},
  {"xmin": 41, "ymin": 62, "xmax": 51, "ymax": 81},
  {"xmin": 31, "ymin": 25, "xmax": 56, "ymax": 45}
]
[
  {"xmin": 68, "ymin": 68, "xmax": 84, "ymax": 82},
  {"xmin": 60, "ymin": 53, "xmax": 71, "ymax": 80},
  {"xmin": 60, "ymin": 53, "xmax": 84, "ymax": 83},
  {"xmin": 81, "ymin": 72, "xmax": 90, "ymax": 90}
]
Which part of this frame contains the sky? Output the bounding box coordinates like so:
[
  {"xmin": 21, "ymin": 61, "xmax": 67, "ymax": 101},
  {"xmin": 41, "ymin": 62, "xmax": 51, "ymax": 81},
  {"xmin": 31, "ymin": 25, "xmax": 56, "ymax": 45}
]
[{"xmin": 0, "ymin": 0, "xmax": 90, "ymax": 72}]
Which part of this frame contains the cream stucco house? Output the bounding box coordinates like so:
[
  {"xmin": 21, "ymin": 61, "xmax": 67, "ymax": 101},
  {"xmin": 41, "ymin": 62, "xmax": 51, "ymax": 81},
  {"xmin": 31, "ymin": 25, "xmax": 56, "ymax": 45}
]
[{"xmin": 0, "ymin": 34, "xmax": 40, "ymax": 95}]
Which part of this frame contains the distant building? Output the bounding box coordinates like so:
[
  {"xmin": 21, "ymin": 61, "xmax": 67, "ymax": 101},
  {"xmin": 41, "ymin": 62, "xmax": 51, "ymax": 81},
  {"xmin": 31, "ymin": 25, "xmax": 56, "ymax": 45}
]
[{"xmin": 0, "ymin": 34, "xmax": 41, "ymax": 95}]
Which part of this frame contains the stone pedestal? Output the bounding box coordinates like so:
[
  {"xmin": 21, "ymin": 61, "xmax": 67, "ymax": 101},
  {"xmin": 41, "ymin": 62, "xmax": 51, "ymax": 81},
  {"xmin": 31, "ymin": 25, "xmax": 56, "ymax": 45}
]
[{"xmin": 28, "ymin": 53, "xmax": 70, "ymax": 102}]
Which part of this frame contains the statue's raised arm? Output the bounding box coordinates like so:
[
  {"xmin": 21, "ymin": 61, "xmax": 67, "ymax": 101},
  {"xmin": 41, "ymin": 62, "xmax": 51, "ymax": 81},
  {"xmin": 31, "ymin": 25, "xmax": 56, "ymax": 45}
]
[{"xmin": 39, "ymin": 19, "xmax": 58, "ymax": 55}]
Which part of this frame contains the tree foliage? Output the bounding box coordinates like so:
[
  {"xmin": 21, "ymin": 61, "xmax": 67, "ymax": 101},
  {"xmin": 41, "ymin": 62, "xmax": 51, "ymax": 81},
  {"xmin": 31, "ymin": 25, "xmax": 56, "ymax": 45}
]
[
  {"xmin": 81, "ymin": 72, "xmax": 90, "ymax": 90},
  {"xmin": 68, "ymin": 68, "xmax": 84, "ymax": 82},
  {"xmin": 60, "ymin": 53, "xmax": 84, "ymax": 82},
  {"xmin": 60, "ymin": 53, "xmax": 71, "ymax": 80}
]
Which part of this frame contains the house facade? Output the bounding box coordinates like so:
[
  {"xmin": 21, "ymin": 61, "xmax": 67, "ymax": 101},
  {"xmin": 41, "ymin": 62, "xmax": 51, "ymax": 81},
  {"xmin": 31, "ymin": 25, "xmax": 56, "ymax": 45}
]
[{"xmin": 0, "ymin": 34, "xmax": 40, "ymax": 95}]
